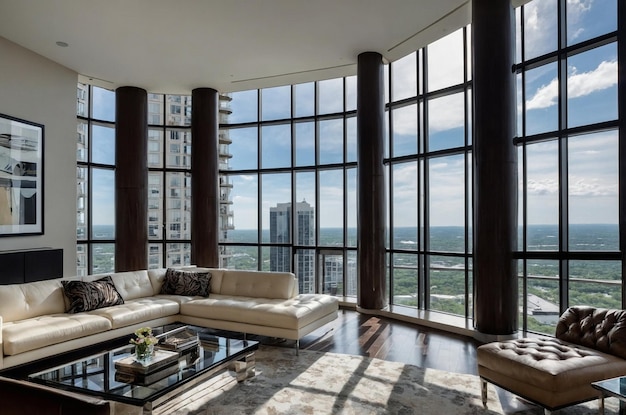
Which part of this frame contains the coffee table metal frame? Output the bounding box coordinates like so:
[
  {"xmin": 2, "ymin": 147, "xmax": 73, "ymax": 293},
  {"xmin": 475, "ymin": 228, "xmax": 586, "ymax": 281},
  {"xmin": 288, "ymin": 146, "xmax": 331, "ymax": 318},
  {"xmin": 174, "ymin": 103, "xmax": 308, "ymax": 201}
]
[
  {"xmin": 591, "ymin": 376, "xmax": 626, "ymax": 415},
  {"xmin": 27, "ymin": 324, "xmax": 258, "ymax": 414}
]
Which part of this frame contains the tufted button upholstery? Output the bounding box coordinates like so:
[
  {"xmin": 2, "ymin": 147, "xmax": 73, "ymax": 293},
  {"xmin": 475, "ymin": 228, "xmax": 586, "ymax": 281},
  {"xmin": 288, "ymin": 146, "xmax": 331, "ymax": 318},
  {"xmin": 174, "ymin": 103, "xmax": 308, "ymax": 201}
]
[
  {"xmin": 477, "ymin": 306, "xmax": 626, "ymax": 411},
  {"xmin": 556, "ymin": 306, "xmax": 626, "ymax": 359}
]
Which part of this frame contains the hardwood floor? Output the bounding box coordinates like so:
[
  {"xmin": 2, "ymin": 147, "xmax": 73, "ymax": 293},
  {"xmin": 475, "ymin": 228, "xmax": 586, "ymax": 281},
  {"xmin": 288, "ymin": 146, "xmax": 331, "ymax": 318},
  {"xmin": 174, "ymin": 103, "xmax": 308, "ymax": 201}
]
[{"xmin": 298, "ymin": 309, "xmax": 480, "ymax": 375}]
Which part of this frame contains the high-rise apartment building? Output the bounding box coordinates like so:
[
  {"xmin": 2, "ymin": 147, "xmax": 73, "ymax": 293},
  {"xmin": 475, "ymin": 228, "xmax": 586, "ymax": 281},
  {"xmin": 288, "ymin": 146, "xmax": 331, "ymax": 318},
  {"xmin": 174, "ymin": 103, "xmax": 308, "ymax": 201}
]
[
  {"xmin": 218, "ymin": 94, "xmax": 234, "ymax": 267},
  {"xmin": 270, "ymin": 201, "xmax": 314, "ymax": 293},
  {"xmin": 76, "ymin": 87, "xmax": 233, "ymax": 274}
]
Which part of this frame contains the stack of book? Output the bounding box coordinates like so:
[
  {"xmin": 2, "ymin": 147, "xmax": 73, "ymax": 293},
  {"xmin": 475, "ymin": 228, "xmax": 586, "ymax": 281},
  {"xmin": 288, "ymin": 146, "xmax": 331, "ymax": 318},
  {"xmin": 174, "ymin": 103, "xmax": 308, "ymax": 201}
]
[
  {"xmin": 156, "ymin": 327, "xmax": 200, "ymax": 352},
  {"xmin": 114, "ymin": 349, "xmax": 180, "ymax": 385}
]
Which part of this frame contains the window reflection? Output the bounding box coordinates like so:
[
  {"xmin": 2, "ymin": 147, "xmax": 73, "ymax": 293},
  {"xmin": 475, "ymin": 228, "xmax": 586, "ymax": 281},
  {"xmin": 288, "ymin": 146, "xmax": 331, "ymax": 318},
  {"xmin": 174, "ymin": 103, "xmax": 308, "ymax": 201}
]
[
  {"xmin": 318, "ymin": 78, "xmax": 343, "ymax": 114},
  {"xmin": 262, "ymin": 124, "xmax": 291, "ymax": 169},
  {"xmin": 525, "ymin": 141, "xmax": 559, "ymax": 249},
  {"xmin": 568, "ymin": 131, "xmax": 618, "ymax": 248},
  {"xmin": 428, "ymin": 93, "xmax": 465, "ymax": 151},
  {"xmin": 319, "ymin": 118, "xmax": 343, "ymax": 164},
  {"xmin": 523, "ymin": 0, "xmax": 557, "ymax": 60},
  {"xmin": 392, "ymin": 52, "xmax": 417, "ymax": 101},
  {"xmin": 567, "ymin": 44, "xmax": 618, "ymax": 128},
  {"xmin": 525, "ymin": 62, "xmax": 558, "ymax": 136},
  {"xmin": 566, "ymin": 0, "xmax": 616, "ymax": 46},
  {"xmin": 427, "ymin": 30, "xmax": 464, "ymax": 92},
  {"xmin": 294, "ymin": 82, "xmax": 315, "ymax": 117},
  {"xmin": 295, "ymin": 122, "xmax": 315, "ymax": 166},
  {"xmin": 229, "ymin": 90, "xmax": 258, "ymax": 123},
  {"xmin": 261, "ymin": 85, "xmax": 291, "ymax": 121}
]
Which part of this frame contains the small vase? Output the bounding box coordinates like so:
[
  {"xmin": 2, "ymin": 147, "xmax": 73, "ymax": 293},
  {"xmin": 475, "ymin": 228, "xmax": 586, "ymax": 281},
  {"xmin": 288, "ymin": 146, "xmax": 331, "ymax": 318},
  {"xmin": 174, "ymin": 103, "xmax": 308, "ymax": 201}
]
[{"xmin": 135, "ymin": 344, "xmax": 154, "ymax": 364}]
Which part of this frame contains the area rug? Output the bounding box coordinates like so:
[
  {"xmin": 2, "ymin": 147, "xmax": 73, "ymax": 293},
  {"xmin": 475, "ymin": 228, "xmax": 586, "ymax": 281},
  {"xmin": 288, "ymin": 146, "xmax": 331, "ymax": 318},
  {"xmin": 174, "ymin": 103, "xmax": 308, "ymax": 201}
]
[{"xmin": 154, "ymin": 346, "xmax": 618, "ymax": 415}]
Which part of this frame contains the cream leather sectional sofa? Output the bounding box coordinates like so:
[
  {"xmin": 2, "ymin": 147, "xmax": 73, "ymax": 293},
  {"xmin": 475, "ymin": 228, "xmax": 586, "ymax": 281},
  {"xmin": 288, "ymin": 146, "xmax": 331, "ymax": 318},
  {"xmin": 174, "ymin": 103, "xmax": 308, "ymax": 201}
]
[{"xmin": 0, "ymin": 267, "xmax": 339, "ymax": 370}]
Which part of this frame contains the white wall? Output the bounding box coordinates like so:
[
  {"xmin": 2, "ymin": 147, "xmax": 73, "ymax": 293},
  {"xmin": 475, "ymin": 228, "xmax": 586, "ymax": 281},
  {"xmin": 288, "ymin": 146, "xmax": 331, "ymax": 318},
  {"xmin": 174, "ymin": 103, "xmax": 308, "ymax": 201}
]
[{"xmin": 0, "ymin": 37, "xmax": 77, "ymax": 276}]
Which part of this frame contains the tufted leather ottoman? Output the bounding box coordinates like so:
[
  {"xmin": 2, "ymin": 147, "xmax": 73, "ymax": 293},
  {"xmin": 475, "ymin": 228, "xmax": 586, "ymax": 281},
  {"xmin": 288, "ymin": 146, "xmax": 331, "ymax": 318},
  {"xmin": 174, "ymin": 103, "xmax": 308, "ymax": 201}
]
[{"xmin": 477, "ymin": 307, "xmax": 626, "ymax": 414}]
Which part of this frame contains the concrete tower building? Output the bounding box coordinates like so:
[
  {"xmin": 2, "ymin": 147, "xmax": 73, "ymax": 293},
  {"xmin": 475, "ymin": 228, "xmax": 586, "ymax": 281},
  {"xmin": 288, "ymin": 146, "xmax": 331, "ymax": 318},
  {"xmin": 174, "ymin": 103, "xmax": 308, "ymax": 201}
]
[{"xmin": 270, "ymin": 201, "xmax": 315, "ymax": 293}]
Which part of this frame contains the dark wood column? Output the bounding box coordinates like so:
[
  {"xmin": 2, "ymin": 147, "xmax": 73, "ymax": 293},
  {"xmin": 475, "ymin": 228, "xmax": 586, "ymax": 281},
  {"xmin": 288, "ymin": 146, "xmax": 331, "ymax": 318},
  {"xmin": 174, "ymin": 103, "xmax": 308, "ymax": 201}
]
[
  {"xmin": 115, "ymin": 86, "xmax": 148, "ymax": 271},
  {"xmin": 618, "ymin": 0, "xmax": 626, "ymax": 308},
  {"xmin": 473, "ymin": 0, "xmax": 518, "ymax": 337},
  {"xmin": 191, "ymin": 88, "xmax": 219, "ymax": 267},
  {"xmin": 357, "ymin": 52, "xmax": 387, "ymax": 310}
]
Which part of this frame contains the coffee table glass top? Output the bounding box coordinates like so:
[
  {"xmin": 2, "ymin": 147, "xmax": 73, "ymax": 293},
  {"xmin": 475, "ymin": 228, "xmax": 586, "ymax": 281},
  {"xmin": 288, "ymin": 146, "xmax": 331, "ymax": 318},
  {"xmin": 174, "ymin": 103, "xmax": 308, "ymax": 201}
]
[
  {"xmin": 592, "ymin": 376, "xmax": 626, "ymax": 399},
  {"xmin": 27, "ymin": 325, "xmax": 258, "ymax": 407}
]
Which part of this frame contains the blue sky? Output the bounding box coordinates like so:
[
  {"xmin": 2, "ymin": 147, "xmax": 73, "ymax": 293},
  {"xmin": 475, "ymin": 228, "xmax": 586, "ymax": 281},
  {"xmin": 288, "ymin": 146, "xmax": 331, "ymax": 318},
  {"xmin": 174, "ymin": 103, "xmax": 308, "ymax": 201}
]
[{"xmin": 87, "ymin": 0, "xmax": 618, "ymax": 232}]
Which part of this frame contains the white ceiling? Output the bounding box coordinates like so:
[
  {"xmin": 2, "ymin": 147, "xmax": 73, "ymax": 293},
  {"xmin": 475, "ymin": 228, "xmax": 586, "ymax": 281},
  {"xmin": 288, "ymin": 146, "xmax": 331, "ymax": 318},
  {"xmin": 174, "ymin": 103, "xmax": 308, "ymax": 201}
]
[{"xmin": 0, "ymin": 0, "xmax": 476, "ymax": 94}]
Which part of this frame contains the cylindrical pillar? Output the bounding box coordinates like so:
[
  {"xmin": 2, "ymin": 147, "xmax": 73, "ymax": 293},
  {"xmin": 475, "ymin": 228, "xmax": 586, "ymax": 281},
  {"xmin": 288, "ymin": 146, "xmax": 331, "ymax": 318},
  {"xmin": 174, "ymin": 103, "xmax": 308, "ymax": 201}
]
[
  {"xmin": 191, "ymin": 88, "xmax": 219, "ymax": 267},
  {"xmin": 115, "ymin": 86, "xmax": 148, "ymax": 271},
  {"xmin": 473, "ymin": 0, "xmax": 518, "ymax": 337},
  {"xmin": 357, "ymin": 52, "xmax": 387, "ymax": 310}
]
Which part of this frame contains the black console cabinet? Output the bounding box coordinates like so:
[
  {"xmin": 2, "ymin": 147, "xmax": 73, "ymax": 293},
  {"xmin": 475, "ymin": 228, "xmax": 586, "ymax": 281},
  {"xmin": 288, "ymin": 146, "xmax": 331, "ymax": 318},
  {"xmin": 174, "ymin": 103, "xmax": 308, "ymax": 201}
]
[{"xmin": 0, "ymin": 248, "xmax": 63, "ymax": 284}]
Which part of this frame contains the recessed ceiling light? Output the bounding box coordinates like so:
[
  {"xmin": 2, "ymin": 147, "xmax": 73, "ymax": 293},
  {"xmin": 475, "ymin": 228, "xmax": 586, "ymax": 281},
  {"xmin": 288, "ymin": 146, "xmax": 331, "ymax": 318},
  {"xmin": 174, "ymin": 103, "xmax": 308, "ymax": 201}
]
[{"xmin": 56, "ymin": 41, "xmax": 69, "ymax": 47}]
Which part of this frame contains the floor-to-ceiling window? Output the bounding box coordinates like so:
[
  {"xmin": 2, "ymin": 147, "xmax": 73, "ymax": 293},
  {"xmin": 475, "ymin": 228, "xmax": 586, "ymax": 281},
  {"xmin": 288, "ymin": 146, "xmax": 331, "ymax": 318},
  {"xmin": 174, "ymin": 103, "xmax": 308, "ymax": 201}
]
[
  {"xmin": 387, "ymin": 27, "xmax": 474, "ymax": 319},
  {"xmin": 76, "ymin": 84, "xmax": 116, "ymax": 275},
  {"xmin": 220, "ymin": 80, "xmax": 358, "ymax": 297},
  {"xmin": 77, "ymin": 88, "xmax": 235, "ymax": 273},
  {"xmin": 516, "ymin": 0, "xmax": 621, "ymax": 334},
  {"xmin": 75, "ymin": 0, "xmax": 623, "ymax": 334},
  {"xmin": 146, "ymin": 93, "xmax": 193, "ymax": 268}
]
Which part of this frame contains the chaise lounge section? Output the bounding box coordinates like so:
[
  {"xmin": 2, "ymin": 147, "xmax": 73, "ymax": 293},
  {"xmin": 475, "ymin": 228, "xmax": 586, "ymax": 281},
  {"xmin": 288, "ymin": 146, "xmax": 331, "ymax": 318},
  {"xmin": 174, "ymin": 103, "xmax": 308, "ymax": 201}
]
[
  {"xmin": 477, "ymin": 306, "xmax": 626, "ymax": 414},
  {"xmin": 0, "ymin": 267, "xmax": 339, "ymax": 370}
]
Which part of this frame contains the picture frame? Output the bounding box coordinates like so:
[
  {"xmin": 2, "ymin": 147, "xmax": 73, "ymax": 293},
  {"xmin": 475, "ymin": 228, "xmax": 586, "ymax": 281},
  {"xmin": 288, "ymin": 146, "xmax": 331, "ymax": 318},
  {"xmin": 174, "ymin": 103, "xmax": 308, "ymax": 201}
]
[{"xmin": 0, "ymin": 113, "xmax": 44, "ymax": 236}]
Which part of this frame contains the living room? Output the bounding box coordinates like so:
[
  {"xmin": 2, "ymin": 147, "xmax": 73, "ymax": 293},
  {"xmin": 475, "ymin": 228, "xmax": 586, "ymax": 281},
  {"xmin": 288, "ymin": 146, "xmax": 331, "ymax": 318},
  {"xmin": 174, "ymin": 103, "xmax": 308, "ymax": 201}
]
[{"xmin": 0, "ymin": 0, "xmax": 624, "ymax": 413}]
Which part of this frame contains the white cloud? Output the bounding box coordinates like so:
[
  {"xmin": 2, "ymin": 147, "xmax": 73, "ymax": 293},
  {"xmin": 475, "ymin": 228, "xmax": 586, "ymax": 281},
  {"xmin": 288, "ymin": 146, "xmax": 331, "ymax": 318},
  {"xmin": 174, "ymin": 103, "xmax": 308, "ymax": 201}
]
[
  {"xmin": 569, "ymin": 177, "xmax": 616, "ymax": 197},
  {"xmin": 526, "ymin": 60, "xmax": 617, "ymax": 110},
  {"xmin": 566, "ymin": 0, "xmax": 593, "ymax": 42},
  {"xmin": 392, "ymin": 104, "xmax": 417, "ymax": 136},
  {"xmin": 429, "ymin": 93, "xmax": 465, "ymax": 132},
  {"xmin": 526, "ymin": 78, "xmax": 559, "ymax": 110},
  {"xmin": 568, "ymin": 60, "xmax": 617, "ymax": 98},
  {"xmin": 527, "ymin": 178, "xmax": 558, "ymax": 195},
  {"xmin": 523, "ymin": 0, "xmax": 556, "ymax": 58}
]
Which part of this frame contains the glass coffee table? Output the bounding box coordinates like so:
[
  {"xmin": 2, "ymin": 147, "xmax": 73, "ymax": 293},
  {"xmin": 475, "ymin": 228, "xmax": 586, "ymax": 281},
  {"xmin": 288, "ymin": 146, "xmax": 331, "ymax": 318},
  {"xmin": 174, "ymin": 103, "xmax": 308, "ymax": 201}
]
[
  {"xmin": 591, "ymin": 376, "xmax": 626, "ymax": 415},
  {"xmin": 27, "ymin": 325, "xmax": 258, "ymax": 414}
]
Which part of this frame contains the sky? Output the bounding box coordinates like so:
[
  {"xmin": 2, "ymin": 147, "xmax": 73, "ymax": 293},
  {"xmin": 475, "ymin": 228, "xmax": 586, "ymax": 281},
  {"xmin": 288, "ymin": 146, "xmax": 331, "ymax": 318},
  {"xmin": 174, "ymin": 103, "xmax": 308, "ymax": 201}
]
[{"xmin": 87, "ymin": 0, "xmax": 618, "ymax": 231}]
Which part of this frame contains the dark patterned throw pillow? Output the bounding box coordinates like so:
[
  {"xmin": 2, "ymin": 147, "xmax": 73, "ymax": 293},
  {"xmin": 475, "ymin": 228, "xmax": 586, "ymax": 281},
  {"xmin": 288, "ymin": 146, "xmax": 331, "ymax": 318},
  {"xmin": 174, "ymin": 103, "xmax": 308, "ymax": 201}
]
[
  {"xmin": 62, "ymin": 276, "xmax": 125, "ymax": 313},
  {"xmin": 160, "ymin": 268, "xmax": 211, "ymax": 297}
]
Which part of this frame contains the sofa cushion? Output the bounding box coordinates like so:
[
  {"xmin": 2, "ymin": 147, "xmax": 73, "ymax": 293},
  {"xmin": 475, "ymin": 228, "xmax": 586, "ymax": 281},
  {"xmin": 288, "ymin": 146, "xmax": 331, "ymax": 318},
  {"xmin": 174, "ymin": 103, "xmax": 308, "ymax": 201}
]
[
  {"xmin": 2, "ymin": 314, "xmax": 112, "ymax": 356},
  {"xmin": 0, "ymin": 280, "xmax": 66, "ymax": 323},
  {"xmin": 88, "ymin": 270, "xmax": 153, "ymax": 301},
  {"xmin": 87, "ymin": 297, "xmax": 180, "ymax": 329},
  {"xmin": 62, "ymin": 276, "xmax": 124, "ymax": 313},
  {"xmin": 217, "ymin": 270, "xmax": 295, "ymax": 300},
  {"xmin": 149, "ymin": 267, "xmax": 224, "ymax": 296},
  {"xmin": 181, "ymin": 293, "xmax": 338, "ymax": 330},
  {"xmin": 160, "ymin": 268, "xmax": 211, "ymax": 297}
]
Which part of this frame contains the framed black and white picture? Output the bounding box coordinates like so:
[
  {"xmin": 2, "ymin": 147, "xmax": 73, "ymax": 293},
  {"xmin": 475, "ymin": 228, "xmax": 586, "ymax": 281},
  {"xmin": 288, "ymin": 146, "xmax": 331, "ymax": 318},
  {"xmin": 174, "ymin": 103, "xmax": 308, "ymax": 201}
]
[{"xmin": 0, "ymin": 113, "xmax": 44, "ymax": 236}]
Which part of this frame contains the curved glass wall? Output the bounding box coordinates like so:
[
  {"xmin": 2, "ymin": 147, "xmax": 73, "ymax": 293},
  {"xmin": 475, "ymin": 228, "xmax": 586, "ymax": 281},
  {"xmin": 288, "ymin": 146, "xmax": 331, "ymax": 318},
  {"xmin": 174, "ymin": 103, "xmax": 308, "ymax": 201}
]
[
  {"xmin": 221, "ymin": 80, "xmax": 358, "ymax": 297},
  {"xmin": 76, "ymin": 0, "xmax": 623, "ymax": 331},
  {"xmin": 516, "ymin": 0, "xmax": 621, "ymax": 334},
  {"xmin": 76, "ymin": 84, "xmax": 116, "ymax": 276}
]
